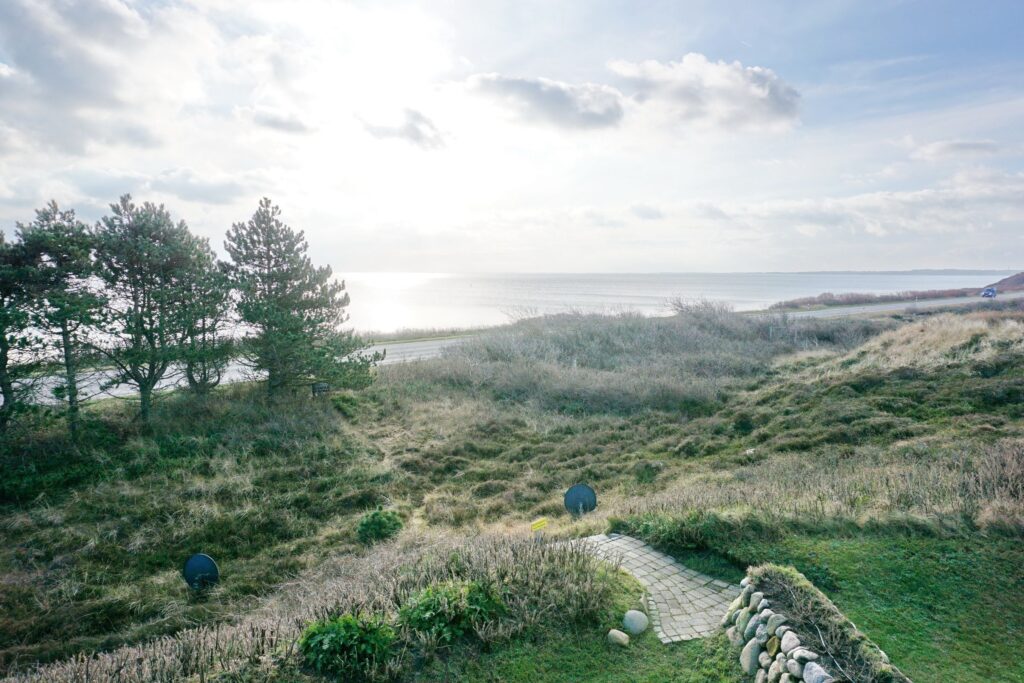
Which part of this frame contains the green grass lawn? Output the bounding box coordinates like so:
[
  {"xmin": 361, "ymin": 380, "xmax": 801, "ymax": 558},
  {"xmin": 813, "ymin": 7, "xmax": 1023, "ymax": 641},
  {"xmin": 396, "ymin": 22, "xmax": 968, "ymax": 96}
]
[
  {"xmin": 777, "ymin": 535, "xmax": 1024, "ymax": 682},
  {"xmin": 620, "ymin": 520, "xmax": 1024, "ymax": 683},
  {"xmin": 416, "ymin": 572, "xmax": 744, "ymax": 683},
  {"xmin": 419, "ymin": 630, "xmax": 742, "ymax": 683}
]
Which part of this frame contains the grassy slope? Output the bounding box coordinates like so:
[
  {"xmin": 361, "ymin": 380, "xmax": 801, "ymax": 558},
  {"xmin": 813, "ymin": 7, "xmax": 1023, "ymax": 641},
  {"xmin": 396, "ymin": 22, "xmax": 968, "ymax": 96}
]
[{"xmin": 3, "ymin": 307, "xmax": 1024, "ymax": 681}]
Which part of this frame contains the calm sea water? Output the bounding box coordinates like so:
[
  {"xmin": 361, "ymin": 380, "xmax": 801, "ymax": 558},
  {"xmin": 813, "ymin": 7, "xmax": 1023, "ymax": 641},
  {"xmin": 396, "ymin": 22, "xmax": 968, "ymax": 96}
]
[{"xmin": 343, "ymin": 271, "xmax": 1016, "ymax": 333}]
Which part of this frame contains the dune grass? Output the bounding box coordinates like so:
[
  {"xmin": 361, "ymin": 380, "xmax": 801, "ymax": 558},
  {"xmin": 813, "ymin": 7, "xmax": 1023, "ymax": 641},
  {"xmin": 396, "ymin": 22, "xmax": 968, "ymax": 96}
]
[{"xmin": 3, "ymin": 305, "xmax": 1024, "ymax": 680}]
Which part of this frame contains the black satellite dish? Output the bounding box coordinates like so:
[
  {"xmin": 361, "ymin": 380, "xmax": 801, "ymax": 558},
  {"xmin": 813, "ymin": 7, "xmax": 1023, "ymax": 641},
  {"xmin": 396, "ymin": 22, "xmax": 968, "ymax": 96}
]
[
  {"xmin": 564, "ymin": 483, "xmax": 597, "ymax": 516},
  {"xmin": 183, "ymin": 553, "xmax": 219, "ymax": 590}
]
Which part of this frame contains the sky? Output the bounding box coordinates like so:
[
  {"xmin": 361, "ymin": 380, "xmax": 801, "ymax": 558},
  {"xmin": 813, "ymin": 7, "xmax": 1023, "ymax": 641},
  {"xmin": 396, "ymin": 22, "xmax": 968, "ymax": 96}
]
[{"xmin": 0, "ymin": 0, "xmax": 1022, "ymax": 273}]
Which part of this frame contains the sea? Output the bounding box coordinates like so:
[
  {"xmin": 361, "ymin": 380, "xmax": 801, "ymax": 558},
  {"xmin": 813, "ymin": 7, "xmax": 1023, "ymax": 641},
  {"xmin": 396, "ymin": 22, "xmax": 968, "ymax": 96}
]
[{"xmin": 342, "ymin": 270, "xmax": 1017, "ymax": 333}]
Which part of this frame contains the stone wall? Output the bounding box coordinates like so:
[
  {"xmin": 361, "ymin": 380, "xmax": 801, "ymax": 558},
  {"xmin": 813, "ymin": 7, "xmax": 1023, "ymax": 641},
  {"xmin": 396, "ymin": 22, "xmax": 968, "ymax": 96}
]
[
  {"xmin": 720, "ymin": 565, "xmax": 909, "ymax": 683},
  {"xmin": 722, "ymin": 576, "xmax": 837, "ymax": 683}
]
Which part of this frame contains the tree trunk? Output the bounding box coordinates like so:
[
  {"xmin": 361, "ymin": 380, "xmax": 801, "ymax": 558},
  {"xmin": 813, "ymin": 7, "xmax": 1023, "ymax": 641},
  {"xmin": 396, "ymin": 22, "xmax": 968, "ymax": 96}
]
[
  {"xmin": 60, "ymin": 321, "xmax": 80, "ymax": 439},
  {"xmin": 0, "ymin": 334, "xmax": 14, "ymax": 433},
  {"xmin": 139, "ymin": 383, "xmax": 152, "ymax": 424}
]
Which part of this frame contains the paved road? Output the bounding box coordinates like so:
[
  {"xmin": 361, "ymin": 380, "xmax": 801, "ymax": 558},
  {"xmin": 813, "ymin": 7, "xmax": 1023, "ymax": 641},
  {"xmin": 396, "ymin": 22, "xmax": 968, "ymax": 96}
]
[
  {"xmin": 373, "ymin": 336, "xmax": 469, "ymax": 364},
  {"xmin": 781, "ymin": 291, "xmax": 1024, "ymax": 319}
]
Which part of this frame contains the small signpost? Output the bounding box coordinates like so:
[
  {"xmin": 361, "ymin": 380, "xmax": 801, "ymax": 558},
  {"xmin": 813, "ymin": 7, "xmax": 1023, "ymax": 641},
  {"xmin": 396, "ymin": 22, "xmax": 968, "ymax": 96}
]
[
  {"xmin": 564, "ymin": 483, "xmax": 598, "ymax": 517},
  {"xmin": 182, "ymin": 553, "xmax": 219, "ymax": 590},
  {"xmin": 531, "ymin": 517, "xmax": 549, "ymax": 532}
]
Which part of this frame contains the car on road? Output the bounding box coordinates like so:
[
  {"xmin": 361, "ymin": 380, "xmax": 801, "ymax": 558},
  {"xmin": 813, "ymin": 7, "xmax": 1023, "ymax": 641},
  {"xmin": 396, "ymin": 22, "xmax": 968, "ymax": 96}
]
[{"xmin": 981, "ymin": 287, "xmax": 997, "ymax": 298}]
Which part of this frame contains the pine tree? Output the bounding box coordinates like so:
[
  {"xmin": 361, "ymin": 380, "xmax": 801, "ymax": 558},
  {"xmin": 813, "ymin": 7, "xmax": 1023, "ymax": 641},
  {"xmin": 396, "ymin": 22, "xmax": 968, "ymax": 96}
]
[
  {"xmin": 181, "ymin": 254, "xmax": 233, "ymax": 395},
  {"xmin": 94, "ymin": 195, "xmax": 211, "ymax": 422},
  {"xmin": 0, "ymin": 233, "xmax": 43, "ymax": 434},
  {"xmin": 19, "ymin": 202, "xmax": 103, "ymax": 438},
  {"xmin": 225, "ymin": 198, "xmax": 380, "ymax": 395}
]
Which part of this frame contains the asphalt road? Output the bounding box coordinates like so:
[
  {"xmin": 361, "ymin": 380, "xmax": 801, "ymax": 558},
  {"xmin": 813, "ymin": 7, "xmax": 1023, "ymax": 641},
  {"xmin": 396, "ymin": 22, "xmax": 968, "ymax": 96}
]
[{"xmin": 373, "ymin": 336, "xmax": 469, "ymax": 364}]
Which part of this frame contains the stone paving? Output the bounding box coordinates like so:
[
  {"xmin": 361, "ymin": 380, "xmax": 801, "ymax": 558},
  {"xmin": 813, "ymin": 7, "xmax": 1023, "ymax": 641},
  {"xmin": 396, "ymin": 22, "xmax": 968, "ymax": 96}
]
[{"xmin": 580, "ymin": 533, "xmax": 743, "ymax": 644}]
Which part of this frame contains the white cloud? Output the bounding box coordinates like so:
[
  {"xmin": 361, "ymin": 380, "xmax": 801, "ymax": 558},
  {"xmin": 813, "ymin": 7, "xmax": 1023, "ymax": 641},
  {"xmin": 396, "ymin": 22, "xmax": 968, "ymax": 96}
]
[
  {"xmin": 630, "ymin": 204, "xmax": 664, "ymax": 220},
  {"xmin": 608, "ymin": 53, "xmax": 800, "ymax": 130},
  {"xmin": 911, "ymin": 138, "xmax": 1002, "ymax": 161},
  {"xmin": 245, "ymin": 106, "xmax": 315, "ymax": 134},
  {"xmin": 710, "ymin": 169, "xmax": 1024, "ymax": 240},
  {"xmin": 362, "ymin": 109, "xmax": 445, "ymax": 149},
  {"xmin": 469, "ymin": 73, "xmax": 625, "ymax": 129}
]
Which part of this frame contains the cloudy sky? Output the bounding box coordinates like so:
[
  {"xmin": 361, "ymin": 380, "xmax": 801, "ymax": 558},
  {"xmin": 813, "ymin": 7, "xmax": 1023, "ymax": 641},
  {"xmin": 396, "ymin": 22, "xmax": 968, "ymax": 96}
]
[{"xmin": 1, "ymin": 0, "xmax": 1022, "ymax": 272}]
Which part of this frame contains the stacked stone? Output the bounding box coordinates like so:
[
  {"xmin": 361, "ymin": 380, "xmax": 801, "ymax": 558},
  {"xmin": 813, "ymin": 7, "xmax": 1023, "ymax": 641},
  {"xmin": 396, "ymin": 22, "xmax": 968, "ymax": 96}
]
[{"xmin": 721, "ymin": 576, "xmax": 836, "ymax": 683}]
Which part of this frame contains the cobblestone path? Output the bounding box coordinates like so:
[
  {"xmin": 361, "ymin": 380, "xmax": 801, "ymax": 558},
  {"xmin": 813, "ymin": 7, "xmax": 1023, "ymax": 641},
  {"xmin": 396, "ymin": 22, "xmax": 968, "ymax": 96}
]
[{"xmin": 581, "ymin": 533, "xmax": 743, "ymax": 643}]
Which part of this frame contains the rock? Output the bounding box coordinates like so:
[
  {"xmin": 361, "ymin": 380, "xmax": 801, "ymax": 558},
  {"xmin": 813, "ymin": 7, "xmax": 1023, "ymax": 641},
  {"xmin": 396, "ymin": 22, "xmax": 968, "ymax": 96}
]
[
  {"xmin": 724, "ymin": 595, "xmax": 744, "ymax": 623},
  {"xmin": 779, "ymin": 675, "xmax": 792, "ymax": 683},
  {"xmin": 786, "ymin": 659, "xmax": 804, "ymax": 678},
  {"xmin": 766, "ymin": 614, "xmax": 788, "ymax": 633},
  {"xmin": 791, "ymin": 648, "xmax": 819, "ymax": 663},
  {"xmin": 757, "ymin": 598, "xmax": 770, "ymax": 611},
  {"xmin": 740, "ymin": 638, "xmax": 761, "ymax": 675},
  {"xmin": 741, "ymin": 577, "xmax": 751, "ymax": 588},
  {"xmin": 767, "ymin": 659, "xmax": 784, "ymax": 683},
  {"xmin": 736, "ymin": 609, "xmax": 753, "ymax": 637},
  {"xmin": 765, "ymin": 635, "xmax": 781, "ymax": 657},
  {"xmin": 780, "ymin": 630, "xmax": 801, "ymax": 654},
  {"xmin": 755, "ymin": 670, "xmax": 767, "ymax": 683},
  {"xmin": 756, "ymin": 623, "xmax": 770, "ymax": 645},
  {"xmin": 623, "ymin": 610, "xmax": 649, "ymax": 635},
  {"xmin": 748, "ymin": 591, "xmax": 764, "ymax": 610},
  {"xmin": 741, "ymin": 585, "xmax": 753, "ymax": 603},
  {"xmin": 759, "ymin": 652, "xmax": 773, "ymax": 668},
  {"xmin": 726, "ymin": 626, "xmax": 743, "ymax": 646},
  {"xmin": 776, "ymin": 653, "xmax": 786, "ymax": 662},
  {"xmin": 803, "ymin": 661, "xmax": 834, "ymax": 683},
  {"xmin": 776, "ymin": 624, "xmax": 792, "ymax": 636},
  {"xmin": 606, "ymin": 629, "xmax": 629, "ymax": 647},
  {"xmin": 743, "ymin": 613, "xmax": 761, "ymax": 640}
]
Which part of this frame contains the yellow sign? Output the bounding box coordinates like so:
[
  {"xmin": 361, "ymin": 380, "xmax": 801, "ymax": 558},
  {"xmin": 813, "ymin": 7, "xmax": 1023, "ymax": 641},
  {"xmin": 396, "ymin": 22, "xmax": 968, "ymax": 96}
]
[{"xmin": 530, "ymin": 517, "xmax": 549, "ymax": 532}]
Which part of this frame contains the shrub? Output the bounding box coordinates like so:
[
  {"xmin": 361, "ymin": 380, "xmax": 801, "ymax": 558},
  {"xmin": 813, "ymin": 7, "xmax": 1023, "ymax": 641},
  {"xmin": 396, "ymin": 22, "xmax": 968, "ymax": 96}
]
[
  {"xmin": 297, "ymin": 613, "xmax": 395, "ymax": 680},
  {"xmin": 356, "ymin": 508, "xmax": 403, "ymax": 545},
  {"xmin": 398, "ymin": 580, "xmax": 505, "ymax": 647}
]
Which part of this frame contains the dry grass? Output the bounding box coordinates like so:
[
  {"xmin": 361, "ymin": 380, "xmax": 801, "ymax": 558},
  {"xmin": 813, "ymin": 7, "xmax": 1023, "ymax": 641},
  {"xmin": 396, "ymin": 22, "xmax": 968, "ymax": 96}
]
[
  {"xmin": 3, "ymin": 532, "xmax": 615, "ymax": 683},
  {"xmin": 619, "ymin": 439, "xmax": 1024, "ymax": 533},
  {"xmin": 817, "ymin": 312, "xmax": 1024, "ymax": 374}
]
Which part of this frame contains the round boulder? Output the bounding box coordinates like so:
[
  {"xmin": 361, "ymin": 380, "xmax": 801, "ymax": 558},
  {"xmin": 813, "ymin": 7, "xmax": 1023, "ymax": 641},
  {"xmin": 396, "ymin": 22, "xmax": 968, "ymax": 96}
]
[
  {"xmin": 623, "ymin": 610, "xmax": 649, "ymax": 635},
  {"xmin": 607, "ymin": 629, "xmax": 630, "ymax": 647}
]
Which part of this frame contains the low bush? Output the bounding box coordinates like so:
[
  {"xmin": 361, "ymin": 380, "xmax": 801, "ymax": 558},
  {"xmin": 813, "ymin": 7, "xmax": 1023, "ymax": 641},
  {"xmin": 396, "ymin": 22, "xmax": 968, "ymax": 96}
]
[
  {"xmin": 356, "ymin": 508, "xmax": 404, "ymax": 545},
  {"xmin": 298, "ymin": 613, "xmax": 395, "ymax": 681},
  {"xmin": 398, "ymin": 579, "xmax": 505, "ymax": 647}
]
